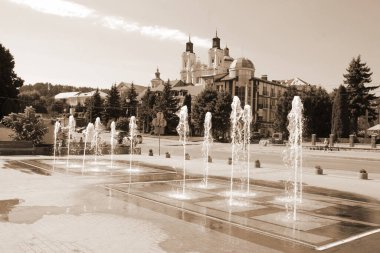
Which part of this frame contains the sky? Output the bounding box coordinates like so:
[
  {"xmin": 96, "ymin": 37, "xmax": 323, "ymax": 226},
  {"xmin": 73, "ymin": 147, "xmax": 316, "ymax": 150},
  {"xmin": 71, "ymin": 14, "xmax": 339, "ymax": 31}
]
[{"xmin": 1, "ymin": 0, "xmax": 379, "ymax": 94}]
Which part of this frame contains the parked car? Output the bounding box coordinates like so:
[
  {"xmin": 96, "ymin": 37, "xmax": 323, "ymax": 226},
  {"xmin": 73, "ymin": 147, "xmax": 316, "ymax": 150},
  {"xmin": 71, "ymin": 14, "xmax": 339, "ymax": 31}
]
[
  {"xmin": 250, "ymin": 132, "xmax": 262, "ymax": 143},
  {"xmin": 271, "ymin": 132, "xmax": 284, "ymax": 144}
]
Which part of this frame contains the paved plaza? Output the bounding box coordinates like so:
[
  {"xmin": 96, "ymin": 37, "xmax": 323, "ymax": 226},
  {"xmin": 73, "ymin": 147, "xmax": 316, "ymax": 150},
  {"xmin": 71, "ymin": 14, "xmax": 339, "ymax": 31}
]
[{"xmin": 1, "ymin": 139, "xmax": 379, "ymax": 252}]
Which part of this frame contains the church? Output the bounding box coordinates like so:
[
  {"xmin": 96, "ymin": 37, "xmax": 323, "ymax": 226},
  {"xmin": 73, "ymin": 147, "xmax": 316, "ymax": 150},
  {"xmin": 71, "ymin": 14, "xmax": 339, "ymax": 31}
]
[
  {"xmin": 151, "ymin": 32, "xmax": 288, "ymax": 136},
  {"xmin": 179, "ymin": 32, "xmax": 287, "ymax": 135}
]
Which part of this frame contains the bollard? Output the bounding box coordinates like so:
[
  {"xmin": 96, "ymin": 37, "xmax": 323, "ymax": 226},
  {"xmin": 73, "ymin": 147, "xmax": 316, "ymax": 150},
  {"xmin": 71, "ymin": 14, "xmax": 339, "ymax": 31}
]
[
  {"xmin": 329, "ymin": 134, "xmax": 335, "ymax": 147},
  {"xmin": 349, "ymin": 135, "xmax": 355, "ymax": 147},
  {"xmin": 311, "ymin": 134, "xmax": 316, "ymax": 146},
  {"xmin": 371, "ymin": 135, "xmax": 377, "ymax": 149}
]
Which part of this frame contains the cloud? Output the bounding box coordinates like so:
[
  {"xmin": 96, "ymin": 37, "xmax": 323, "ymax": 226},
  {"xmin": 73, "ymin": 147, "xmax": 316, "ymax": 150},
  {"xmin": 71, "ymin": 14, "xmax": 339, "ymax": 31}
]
[
  {"xmin": 8, "ymin": 0, "xmax": 95, "ymax": 18},
  {"xmin": 8, "ymin": 0, "xmax": 210, "ymax": 48},
  {"xmin": 101, "ymin": 16, "xmax": 210, "ymax": 48}
]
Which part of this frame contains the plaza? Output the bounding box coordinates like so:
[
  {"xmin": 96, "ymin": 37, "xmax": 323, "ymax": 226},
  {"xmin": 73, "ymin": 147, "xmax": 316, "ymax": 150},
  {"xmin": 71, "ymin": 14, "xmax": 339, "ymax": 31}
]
[{"xmin": 1, "ymin": 136, "xmax": 379, "ymax": 253}]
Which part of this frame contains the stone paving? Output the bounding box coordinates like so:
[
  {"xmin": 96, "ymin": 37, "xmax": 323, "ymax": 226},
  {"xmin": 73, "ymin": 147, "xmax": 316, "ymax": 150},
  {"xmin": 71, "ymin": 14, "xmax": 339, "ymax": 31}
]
[{"xmin": 1, "ymin": 154, "xmax": 380, "ymax": 252}]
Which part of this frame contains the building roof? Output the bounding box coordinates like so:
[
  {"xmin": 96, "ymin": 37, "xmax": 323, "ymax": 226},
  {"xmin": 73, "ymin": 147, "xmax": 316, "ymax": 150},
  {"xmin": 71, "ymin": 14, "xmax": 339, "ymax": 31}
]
[
  {"xmin": 229, "ymin": 57, "xmax": 255, "ymax": 70},
  {"xmin": 172, "ymin": 84, "xmax": 205, "ymax": 97},
  {"xmin": 277, "ymin": 77, "xmax": 311, "ymax": 86},
  {"xmin": 54, "ymin": 92, "xmax": 79, "ymax": 99},
  {"xmin": 76, "ymin": 90, "xmax": 108, "ymax": 98}
]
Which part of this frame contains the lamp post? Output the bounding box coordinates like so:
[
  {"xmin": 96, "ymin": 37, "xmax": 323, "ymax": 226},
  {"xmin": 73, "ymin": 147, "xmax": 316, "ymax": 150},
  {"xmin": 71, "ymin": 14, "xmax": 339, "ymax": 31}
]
[{"xmin": 152, "ymin": 112, "xmax": 166, "ymax": 156}]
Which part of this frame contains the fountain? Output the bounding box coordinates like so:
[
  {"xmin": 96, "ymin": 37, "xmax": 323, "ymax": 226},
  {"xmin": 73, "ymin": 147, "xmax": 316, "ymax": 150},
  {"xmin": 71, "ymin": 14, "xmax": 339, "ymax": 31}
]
[
  {"xmin": 176, "ymin": 106, "xmax": 189, "ymax": 197},
  {"xmin": 92, "ymin": 117, "xmax": 102, "ymax": 162},
  {"xmin": 82, "ymin": 123, "xmax": 94, "ymax": 174},
  {"xmin": 202, "ymin": 112, "xmax": 213, "ymax": 187},
  {"xmin": 66, "ymin": 115, "xmax": 76, "ymax": 171},
  {"xmin": 110, "ymin": 121, "xmax": 116, "ymax": 169},
  {"xmin": 242, "ymin": 105, "xmax": 253, "ymax": 194},
  {"xmin": 229, "ymin": 96, "xmax": 243, "ymax": 204},
  {"xmin": 128, "ymin": 116, "xmax": 137, "ymax": 173},
  {"xmin": 283, "ymin": 96, "xmax": 304, "ymax": 220},
  {"xmin": 53, "ymin": 121, "xmax": 61, "ymax": 170}
]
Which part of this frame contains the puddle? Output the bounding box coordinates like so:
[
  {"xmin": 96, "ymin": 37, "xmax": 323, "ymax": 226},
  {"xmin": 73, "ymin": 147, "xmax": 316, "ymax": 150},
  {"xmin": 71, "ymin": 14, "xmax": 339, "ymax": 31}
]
[{"xmin": 0, "ymin": 199, "xmax": 22, "ymax": 222}]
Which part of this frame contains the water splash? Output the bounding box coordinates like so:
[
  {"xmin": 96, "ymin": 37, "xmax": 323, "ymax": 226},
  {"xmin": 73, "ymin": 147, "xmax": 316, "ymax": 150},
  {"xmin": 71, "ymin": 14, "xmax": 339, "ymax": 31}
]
[
  {"xmin": 53, "ymin": 121, "xmax": 61, "ymax": 171},
  {"xmin": 66, "ymin": 115, "xmax": 76, "ymax": 172},
  {"xmin": 242, "ymin": 105, "xmax": 253, "ymax": 194},
  {"xmin": 229, "ymin": 96, "xmax": 243, "ymax": 204},
  {"xmin": 92, "ymin": 117, "xmax": 103, "ymax": 162},
  {"xmin": 202, "ymin": 112, "xmax": 213, "ymax": 187},
  {"xmin": 176, "ymin": 106, "xmax": 189, "ymax": 196},
  {"xmin": 128, "ymin": 116, "xmax": 138, "ymax": 172},
  {"xmin": 283, "ymin": 96, "xmax": 304, "ymax": 221},
  {"xmin": 82, "ymin": 123, "xmax": 94, "ymax": 174},
  {"xmin": 110, "ymin": 121, "xmax": 116, "ymax": 170}
]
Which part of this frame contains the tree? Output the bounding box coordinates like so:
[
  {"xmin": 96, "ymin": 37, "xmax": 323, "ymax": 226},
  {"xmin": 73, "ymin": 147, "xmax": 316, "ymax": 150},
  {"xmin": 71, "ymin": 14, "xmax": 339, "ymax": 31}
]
[
  {"xmin": 154, "ymin": 79, "xmax": 179, "ymax": 134},
  {"xmin": 193, "ymin": 89, "xmax": 232, "ymax": 140},
  {"xmin": 302, "ymin": 86, "xmax": 332, "ymax": 137},
  {"xmin": 0, "ymin": 43, "xmax": 24, "ymax": 118},
  {"xmin": 103, "ymin": 84, "xmax": 121, "ymax": 122},
  {"xmin": 1, "ymin": 106, "xmax": 48, "ymax": 145},
  {"xmin": 273, "ymin": 86, "xmax": 298, "ymax": 138},
  {"xmin": 214, "ymin": 92, "xmax": 232, "ymax": 140},
  {"xmin": 331, "ymin": 85, "xmax": 350, "ymax": 138},
  {"xmin": 192, "ymin": 88, "xmax": 218, "ymax": 134},
  {"xmin": 86, "ymin": 88, "xmax": 103, "ymax": 122},
  {"xmin": 125, "ymin": 82, "xmax": 139, "ymax": 117},
  {"xmin": 139, "ymin": 87, "xmax": 156, "ymax": 133},
  {"xmin": 343, "ymin": 55, "xmax": 379, "ymax": 133},
  {"xmin": 50, "ymin": 99, "xmax": 69, "ymax": 115}
]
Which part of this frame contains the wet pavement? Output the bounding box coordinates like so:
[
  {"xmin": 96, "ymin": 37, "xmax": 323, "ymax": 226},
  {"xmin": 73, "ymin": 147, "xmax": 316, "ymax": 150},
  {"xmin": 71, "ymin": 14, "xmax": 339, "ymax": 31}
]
[{"xmin": 1, "ymin": 158, "xmax": 380, "ymax": 252}]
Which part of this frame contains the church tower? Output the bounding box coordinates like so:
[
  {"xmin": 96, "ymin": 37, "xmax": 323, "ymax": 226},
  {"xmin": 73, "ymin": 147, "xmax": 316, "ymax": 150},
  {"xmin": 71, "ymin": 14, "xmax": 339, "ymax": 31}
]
[
  {"xmin": 180, "ymin": 36, "xmax": 196, "ymax": 83},
  {"xmin": 208, "ymin": 30, "xmax": 224, "ymax": 73}
]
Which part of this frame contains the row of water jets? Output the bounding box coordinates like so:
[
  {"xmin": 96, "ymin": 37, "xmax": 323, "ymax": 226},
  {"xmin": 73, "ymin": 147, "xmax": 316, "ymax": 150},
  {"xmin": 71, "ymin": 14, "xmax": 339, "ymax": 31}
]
[
  {"xmin": 53, "ymin": 96, "xmax": 303, "ymax": 221},
  {"xmin": 176, "ymin": 96, "xmax": 303, "ymax": 220},
  {"xmin": 53, "ymin": 115, "xmax": 138, "ymax": 175}
]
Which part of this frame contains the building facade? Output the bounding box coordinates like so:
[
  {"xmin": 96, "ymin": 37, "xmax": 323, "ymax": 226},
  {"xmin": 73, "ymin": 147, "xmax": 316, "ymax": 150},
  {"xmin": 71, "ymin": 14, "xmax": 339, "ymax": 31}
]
[{"xmin": 178, "ymin": 33, "xmax": 287, "ymax": 135}]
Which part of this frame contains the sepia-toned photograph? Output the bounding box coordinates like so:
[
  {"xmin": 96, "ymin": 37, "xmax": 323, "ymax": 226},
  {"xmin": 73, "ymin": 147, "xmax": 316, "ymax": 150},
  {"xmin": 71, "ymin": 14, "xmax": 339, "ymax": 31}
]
[{"xmin": 0, "ymin": 0, "xmax": 379, "ymax": 252}]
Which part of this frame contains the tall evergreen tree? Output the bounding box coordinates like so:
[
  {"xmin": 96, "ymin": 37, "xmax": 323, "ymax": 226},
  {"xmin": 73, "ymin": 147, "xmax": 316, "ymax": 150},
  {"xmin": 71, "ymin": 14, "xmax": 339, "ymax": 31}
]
[
  {"xmin": 343, "ymin": 55, "xmax": 379, "ymax": 133},
  {"xmin": 273, "ymin": 86, "xmax": 298, "ymax": 138},
  {"xmin": 0, "ymin": 43, "xmax": 24, "ymax": 118},
  {"xmin": 86, "ymin": 88, "xmax": 103, "ymax": 122},
  {"xmin": 139, "ymin": 87, "xmax": 156, "ymax": 133},
  {"xmin": 125, "ymin": 82, "xmax": 139, "ymax": 117},
  {"xmin": 103, "ymin": 84, "xmax": 121, "ymax": 122},
  {"xmin": 331, "ymin": 85, "xmax": 350, "ymax": 138},
  {"xmin": 154, "ymin": 79, "xmax": 179, "ymax": 134}
]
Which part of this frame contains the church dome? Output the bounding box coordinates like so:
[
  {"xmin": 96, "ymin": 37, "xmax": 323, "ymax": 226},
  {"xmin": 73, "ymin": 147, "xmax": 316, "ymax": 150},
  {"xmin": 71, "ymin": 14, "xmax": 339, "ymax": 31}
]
[{"xmin": 229, "ymin": 57, "xmax": 255, "ymax": 69}]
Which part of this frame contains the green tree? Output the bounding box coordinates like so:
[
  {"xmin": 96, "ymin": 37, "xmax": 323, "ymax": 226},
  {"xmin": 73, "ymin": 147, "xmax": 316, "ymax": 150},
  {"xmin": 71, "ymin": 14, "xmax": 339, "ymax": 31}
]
[
  {"xmin": 214, "ymin": 92, "xmax": 233, "ymax": 140},
  {"xmin": 139, "ymin": 87, "xmax": 156, "ymax": 133},
  {"xmin": 302, "ymin": 86, "xmax": 332, "ymax": 137},
  {"xmin": 0, "ymin": 43, "xmax": 24, "ymax": 118},
  {"xmin": 154, "ymin": 79, "xmax": 179, "ymax": 134},
  {"xmin": 331, "ymin": 85, "xmax": 350, "ymax": 138},
  {"xmin": 1, "ymin": 106, "xmax": 48, "ymax": 145},
  {"xmin": 86, "ymin": 88, "xmax": 103, "ymax": 122},
  {"xmin": 103, "ymin": 84, "xmax": 121, "ymax": 122},
  {"xmin": 192, "ymin": 88, "xmax": 218, "ymax": 134},
  {"xmin": 125, "ymin": 82, "xmax": 139, "ymax": 117},
  {"xmin": 273, "ymin": 86, "xmax": 298, "ymax": 138},
  {"xmin": 343, "ymin": 55, "xmax": 379, "ymax": 133}
]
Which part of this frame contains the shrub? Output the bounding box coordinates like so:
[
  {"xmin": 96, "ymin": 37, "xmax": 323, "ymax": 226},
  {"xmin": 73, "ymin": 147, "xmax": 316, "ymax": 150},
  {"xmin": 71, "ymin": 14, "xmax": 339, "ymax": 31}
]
[{"xmin": 1, "ymin": 106, "xmax": 48, "ymax": 145}]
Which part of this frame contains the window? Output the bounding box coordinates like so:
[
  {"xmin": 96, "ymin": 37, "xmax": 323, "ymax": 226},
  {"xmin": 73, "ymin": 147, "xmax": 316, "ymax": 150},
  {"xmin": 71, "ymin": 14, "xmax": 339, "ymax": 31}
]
[{"xmin": 263, "ymin": 85, "xmax": 268, "ymax": 96}]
